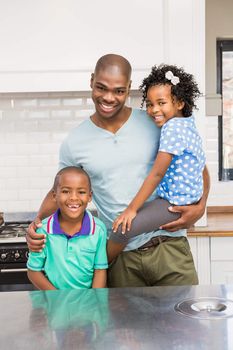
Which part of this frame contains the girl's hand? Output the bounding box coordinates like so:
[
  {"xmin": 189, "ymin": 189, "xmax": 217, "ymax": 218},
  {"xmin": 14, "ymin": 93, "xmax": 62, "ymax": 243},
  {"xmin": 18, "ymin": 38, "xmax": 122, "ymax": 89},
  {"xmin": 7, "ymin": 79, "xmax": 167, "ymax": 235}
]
[{"xmin": 112, "ymin": 208, "xmax": 137, "ymax": 234}]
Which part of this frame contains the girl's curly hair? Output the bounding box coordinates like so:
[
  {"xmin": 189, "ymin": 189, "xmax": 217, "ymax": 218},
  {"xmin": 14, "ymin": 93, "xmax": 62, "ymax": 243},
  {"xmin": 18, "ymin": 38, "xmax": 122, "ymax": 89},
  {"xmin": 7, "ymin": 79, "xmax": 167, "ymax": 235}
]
[{"xmin": 139, "ymin": 64, "xmax": 201, "ymax": 117}]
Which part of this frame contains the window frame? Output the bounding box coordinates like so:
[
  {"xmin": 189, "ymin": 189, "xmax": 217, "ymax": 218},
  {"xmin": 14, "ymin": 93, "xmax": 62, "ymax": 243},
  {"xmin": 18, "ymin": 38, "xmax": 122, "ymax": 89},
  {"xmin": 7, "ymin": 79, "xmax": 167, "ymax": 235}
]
[{"xmin": 217, "ymin": 39, "xmax": 233, "ymax": 181}]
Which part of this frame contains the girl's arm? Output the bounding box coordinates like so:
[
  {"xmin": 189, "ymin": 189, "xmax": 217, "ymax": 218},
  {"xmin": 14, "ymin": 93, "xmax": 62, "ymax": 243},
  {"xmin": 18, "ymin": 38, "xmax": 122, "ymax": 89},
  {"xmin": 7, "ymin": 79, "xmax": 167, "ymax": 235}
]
[
  {"xmin": 92, "ymin": 269, "xmax": 107, "ymax": 288},
  {"xmin": 112, "ymin": 152, "xmax": 172, "ymax": 233},
  {"xmin": 27, "ymin": 270, "xmax": 56, "ymax": 290}
]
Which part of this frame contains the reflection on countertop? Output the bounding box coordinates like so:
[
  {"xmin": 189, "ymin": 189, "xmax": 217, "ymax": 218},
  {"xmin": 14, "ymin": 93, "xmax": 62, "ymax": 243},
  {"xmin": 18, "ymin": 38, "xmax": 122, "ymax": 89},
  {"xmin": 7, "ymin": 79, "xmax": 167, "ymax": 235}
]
[{"xmin": 0, "ymin": 284, "xmax": 233, "ymax": 349}]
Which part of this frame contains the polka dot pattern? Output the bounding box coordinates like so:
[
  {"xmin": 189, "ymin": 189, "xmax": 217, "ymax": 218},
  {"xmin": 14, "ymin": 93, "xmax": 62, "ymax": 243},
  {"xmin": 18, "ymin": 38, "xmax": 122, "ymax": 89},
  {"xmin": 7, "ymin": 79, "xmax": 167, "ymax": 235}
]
[{"xmin": 157, "ymin": 116, "xmax": 205, "ymax": 205}]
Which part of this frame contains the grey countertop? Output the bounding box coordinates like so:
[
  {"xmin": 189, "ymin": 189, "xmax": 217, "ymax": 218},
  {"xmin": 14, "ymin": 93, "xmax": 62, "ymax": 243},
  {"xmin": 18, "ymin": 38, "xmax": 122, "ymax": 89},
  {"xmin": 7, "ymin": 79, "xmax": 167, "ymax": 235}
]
[{"xmin": 1, "ymin": 284, "xmax": 233, "ymax": 349}]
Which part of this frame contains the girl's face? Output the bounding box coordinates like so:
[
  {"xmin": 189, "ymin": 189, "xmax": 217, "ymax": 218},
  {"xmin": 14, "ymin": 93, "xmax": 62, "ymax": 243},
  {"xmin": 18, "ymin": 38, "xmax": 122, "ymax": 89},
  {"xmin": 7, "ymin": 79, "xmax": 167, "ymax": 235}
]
[{"xmin": 146, "ymin": 84, "xmax": 184, "ymax": 128}]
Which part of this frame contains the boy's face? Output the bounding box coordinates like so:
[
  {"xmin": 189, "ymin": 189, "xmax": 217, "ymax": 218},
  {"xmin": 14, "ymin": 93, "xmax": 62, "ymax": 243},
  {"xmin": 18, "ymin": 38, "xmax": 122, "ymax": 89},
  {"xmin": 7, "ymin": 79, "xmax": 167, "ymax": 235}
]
[
  {"xmin": 146, "ymin": 84, "xmax": 184, "ymax": 128},
  {"xmin": 53, "ymin": 171, "xmax": 92, "ymax": 221}
]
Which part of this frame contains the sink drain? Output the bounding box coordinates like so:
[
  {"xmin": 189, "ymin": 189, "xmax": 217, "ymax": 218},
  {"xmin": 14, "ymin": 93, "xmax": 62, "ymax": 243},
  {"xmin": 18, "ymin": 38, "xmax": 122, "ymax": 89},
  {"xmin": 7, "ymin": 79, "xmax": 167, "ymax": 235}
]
[{"xmin": 174, "ymin": 297, "xmax": 233, "ymax": 319}]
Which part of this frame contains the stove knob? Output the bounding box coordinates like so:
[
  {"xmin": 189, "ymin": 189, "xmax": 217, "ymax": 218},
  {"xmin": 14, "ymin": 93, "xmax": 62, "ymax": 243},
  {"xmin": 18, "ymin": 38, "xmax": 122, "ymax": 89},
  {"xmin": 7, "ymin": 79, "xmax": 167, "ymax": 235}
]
[
  {"xmin": 14, "ymin": 251, "xmax": 20, "ymax": 259},
  {"xmin": 1, "ymin": 253, "xmax": 8, "ymax": 260}
]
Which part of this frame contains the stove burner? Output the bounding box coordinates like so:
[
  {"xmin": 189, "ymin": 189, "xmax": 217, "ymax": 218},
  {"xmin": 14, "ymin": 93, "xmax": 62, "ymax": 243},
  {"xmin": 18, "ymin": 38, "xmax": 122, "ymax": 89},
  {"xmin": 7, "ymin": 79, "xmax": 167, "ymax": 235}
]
[
  {"xmin": 0, "ymin": 233, "xmax": 16, "ymax": 239},
  {"xmin": 0, "ymin": 223, "xmax": 28, "ymax": 241},
  {"xmin": 17, "ymin": 230, "xmax": 27, "ymax": 237}
]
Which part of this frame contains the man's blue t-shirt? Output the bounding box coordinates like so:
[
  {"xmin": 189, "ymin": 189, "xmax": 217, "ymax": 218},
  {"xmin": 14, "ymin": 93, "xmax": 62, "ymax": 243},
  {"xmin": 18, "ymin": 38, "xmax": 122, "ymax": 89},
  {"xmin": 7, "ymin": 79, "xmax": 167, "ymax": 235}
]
[{"xmin": 59, "ymin": 109, "xmax": 186, "ymax": 250}]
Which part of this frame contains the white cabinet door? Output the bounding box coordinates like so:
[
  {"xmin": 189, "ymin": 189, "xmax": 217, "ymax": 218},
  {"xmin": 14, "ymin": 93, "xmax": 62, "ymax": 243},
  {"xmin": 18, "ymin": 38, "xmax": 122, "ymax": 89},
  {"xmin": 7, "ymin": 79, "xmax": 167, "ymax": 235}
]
[
  {"xmin": 188, "ymin": 236, "xmax": 211, "ymax": 285},
  {"xmin": 211, "ymin": 261, "xmax": 233, "ymax": 284},
  {"xmin": 188, "ymin": 237, "xmax": 198, "ymax": 268},
  {"xmin": 211, "ymin": 237, "xmax": 233, "ymax": 260},
  {"xmin": 0, "ymin": 0, "xmax": 205, "ymax": 92},
  {"xmin": 211, "ymin": 237, "xmax": 233, "ymax": 284}
]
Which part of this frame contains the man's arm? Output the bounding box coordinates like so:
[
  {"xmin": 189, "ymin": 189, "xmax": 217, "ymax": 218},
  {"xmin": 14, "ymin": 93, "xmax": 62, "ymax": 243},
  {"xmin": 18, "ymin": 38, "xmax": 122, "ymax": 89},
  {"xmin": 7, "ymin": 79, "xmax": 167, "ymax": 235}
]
[
  {"xmin": 37, "ymin": 189, "xmax": 58, "ymax": 221},
  {"xmin": 26, "ymin": 190, "xmax": 58, "ymax": 252},
  {"xmin": 160, "ymin": 165, "xmax": 210, "ymax": 231}
]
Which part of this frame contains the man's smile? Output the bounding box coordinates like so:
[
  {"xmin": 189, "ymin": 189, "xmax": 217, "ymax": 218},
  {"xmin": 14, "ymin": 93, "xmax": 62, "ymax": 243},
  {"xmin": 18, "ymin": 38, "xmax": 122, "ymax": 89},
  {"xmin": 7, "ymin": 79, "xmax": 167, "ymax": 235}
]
[{"xmin": 99, "ymin": 102, "xmax": 117, "ymax": 113}]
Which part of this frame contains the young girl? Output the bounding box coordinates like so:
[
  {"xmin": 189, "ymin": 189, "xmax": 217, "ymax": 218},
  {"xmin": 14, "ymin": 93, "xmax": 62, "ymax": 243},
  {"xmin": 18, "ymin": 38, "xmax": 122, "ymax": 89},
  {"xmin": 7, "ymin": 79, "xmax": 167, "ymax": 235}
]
[
  {"xmin": 107, "ymin": 64, "xmax": 205, "ymax": 261},
  {"xmin": 27, "ymin": 166, "xmax": 108, "ymax": 289}
]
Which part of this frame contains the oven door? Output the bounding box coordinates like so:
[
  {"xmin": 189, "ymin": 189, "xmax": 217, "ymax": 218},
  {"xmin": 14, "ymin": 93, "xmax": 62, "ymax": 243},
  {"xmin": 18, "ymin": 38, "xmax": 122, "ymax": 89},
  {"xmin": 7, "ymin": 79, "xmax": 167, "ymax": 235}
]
[{"xmin": 0, "ymin": 263, "xmax": 35, "ymax": 292}]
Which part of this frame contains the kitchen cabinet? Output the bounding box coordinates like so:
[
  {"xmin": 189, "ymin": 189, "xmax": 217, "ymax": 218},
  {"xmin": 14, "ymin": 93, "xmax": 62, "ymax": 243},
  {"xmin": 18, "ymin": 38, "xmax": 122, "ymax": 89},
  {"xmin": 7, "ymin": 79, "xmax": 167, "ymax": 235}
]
[
  {"xmin": 0, "ymin": 0, "xmax": 205, "ymax": 92},
  {"xmin": 188, "ymin": 236, "xmax": 211, "ymax": 285},
  {"xmin": 211, "ymin": 237, "xmax": 233, "ymax": 284},
  {"xmin": 188, "ymin": 210, "xmax": 233, "ymax": 285}
]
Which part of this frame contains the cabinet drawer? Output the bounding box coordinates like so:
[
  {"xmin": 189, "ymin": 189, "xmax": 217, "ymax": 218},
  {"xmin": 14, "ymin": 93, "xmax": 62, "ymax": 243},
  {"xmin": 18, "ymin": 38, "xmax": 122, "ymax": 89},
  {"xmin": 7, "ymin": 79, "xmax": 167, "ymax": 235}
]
[{"xmin": 211, "ymin": 237, "xmax": 233, "ymax": 260}]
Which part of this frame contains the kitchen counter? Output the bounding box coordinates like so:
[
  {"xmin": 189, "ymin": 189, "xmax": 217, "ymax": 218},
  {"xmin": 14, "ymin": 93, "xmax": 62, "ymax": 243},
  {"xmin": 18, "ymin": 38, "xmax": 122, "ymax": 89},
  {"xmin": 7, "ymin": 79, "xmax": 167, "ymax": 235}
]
[
  {"xmin": 1, "ymin": 285, "xmax": 233, "ymax": 349},
  {"xmin": 188, "ymin": 210, "xmax": 233, "ymax": 237}
]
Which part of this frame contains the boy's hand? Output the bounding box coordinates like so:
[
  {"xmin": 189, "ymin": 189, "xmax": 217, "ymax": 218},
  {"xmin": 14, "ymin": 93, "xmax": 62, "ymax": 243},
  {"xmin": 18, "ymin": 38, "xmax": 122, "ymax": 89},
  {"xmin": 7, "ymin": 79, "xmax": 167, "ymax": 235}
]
[
  {"xmin": 26, "ymin": 218, "xmax": 46, "ymax": 252},
  {"xmin": 112, "ymin": 208, "xmax": 137, "ymax": 234}
]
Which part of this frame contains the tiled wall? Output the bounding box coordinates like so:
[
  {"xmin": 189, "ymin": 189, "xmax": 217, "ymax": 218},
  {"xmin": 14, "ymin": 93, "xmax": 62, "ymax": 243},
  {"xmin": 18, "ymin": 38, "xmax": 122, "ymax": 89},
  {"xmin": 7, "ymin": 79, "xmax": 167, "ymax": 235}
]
[
  {"xmin": 0, "ymin": 91, "xmax": 140, "ymax": 213},
  {"xmin": 0, "ymin": 92, "xmax": 232, "ymax": 213}
]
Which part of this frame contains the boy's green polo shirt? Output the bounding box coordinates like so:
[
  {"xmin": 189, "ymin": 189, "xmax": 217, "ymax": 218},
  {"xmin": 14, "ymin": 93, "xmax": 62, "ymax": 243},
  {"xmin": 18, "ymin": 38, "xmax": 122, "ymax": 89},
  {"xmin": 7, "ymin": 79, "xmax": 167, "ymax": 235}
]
[{"xmin": 27, "ymin": 210, "xmax": 108, "ymax": 289}]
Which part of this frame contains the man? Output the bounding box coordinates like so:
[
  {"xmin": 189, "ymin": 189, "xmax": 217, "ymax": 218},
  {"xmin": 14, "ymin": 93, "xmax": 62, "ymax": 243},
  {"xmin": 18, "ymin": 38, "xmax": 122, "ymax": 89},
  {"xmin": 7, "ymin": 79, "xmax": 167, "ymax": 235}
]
[{"xmin": 27, "ymin": 54, "xmax": 210, "ymax": 287}]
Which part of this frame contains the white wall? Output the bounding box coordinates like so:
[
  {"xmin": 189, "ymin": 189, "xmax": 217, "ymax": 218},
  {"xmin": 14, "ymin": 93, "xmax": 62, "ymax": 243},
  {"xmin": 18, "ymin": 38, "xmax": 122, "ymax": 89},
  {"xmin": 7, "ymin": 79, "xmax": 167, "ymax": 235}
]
[
  {"xmin": 205, "ymin": 0, "xmax": 233, "ymax": 206},
  {"xmin": 0, "ymin": 92, "xmax": 140, "ymax": 212}
]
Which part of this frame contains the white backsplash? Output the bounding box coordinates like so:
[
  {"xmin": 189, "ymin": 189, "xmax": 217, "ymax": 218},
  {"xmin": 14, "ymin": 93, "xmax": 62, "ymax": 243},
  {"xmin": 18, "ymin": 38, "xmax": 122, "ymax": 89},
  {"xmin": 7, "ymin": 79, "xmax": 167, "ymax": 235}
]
[
  {"xmin": 0, "ymin": 91, "xmax": 232, "ymax": 215},
  {"xmin": 0, "ymin": 91, "xmax": 140, "ymax": 213}
]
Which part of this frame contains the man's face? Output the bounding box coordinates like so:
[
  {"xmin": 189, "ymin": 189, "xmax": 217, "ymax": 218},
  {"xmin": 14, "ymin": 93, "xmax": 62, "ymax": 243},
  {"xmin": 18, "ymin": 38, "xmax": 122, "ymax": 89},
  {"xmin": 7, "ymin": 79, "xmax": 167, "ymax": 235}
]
[{"xmin": 90, "ymin": 66, "xmax": 131, "ymax": 120}]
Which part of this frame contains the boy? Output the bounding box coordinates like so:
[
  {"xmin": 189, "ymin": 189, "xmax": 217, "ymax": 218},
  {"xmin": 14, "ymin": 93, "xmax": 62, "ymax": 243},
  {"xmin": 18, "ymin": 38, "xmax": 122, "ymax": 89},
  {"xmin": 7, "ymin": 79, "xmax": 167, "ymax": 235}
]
[{"xmin": 27, "ymin": 166, "xmax": 108, "ymax": 289}]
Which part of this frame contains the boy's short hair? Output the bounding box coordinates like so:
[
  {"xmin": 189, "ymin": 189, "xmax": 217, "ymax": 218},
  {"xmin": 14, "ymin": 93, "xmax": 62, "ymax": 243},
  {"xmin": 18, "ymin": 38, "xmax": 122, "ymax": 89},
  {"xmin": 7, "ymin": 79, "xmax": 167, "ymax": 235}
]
[{"xmin": 53, "ymin": 166, "xmax": 91, "ymax": 191}]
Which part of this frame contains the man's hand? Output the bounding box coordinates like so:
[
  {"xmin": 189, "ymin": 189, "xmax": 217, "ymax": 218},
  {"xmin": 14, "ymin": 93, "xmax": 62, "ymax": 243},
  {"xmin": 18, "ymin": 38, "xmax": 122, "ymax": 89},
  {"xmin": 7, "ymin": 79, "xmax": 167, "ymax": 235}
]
[
  {"xmin": 112, "ymin": 208, "xmax": 137, "ymax": 234},
  {"xmin": 160, "ymin": 201, "xmax": 205, "ymax": 232},
  {"xmin": 26, "ymin": 218, "xmax": 46, "ymax": 252}
]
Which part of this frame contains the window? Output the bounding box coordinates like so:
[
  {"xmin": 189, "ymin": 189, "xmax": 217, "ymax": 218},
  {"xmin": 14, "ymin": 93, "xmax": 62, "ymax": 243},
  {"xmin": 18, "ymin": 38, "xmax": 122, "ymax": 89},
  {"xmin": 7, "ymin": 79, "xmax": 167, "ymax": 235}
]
[{"xmin": 217, "ymin": 40, "xmax": 233, "ymax": 180}]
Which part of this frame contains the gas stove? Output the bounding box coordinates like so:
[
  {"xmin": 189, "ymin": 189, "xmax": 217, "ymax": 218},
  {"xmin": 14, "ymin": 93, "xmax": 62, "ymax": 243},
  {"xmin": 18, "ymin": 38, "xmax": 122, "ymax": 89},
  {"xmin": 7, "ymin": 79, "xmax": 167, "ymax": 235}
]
[
  {"xmin": 0, "ymin": 212, "xmax": 36, "ymax": 241},
  {"xmin": 0, "ymin": 212, "xmax": 37, "ymax": 291},
  {"xmin": 0, "ymin": 225, "xmax": 28, "ymax": 265},
  {"xmin": 0, "ymin": 212, "xmax": 36, "ymax": 262},
  {"xmin": 0, "ymin": 223, "xmax": 28, "ymax": 244}
]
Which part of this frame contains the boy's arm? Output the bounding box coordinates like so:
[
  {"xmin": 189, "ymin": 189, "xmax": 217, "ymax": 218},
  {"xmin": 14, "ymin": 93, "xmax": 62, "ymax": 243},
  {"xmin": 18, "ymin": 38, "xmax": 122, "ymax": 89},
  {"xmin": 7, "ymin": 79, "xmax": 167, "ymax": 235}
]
[
  {"xmin": 27, "ymin": 270, "xmax": 56, "ymax": 290},
  {"xmin": 112, "ymin": 152, "xmax": 172, "ymax": 233},
  {"xmin": 92, "ymin": 269, "xmax": 107, "ymax": 288},
  {"xmin": 26, "ymin": 190, "xmax": 58, "ymax": 252},
  {"xmin": 107, "ymin": 240, "xmax": 126, "ymax": 264},
  {"xmin": 161, "ymin": 165, "xmax": 210, "ymax": 231},
  {"xmin": 93, "ymin": 222, "xmax": 108, "ymax": 283},
  {"xmin": 27, "ymin": 229, "xmax": 56, "ymax": 290}
]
